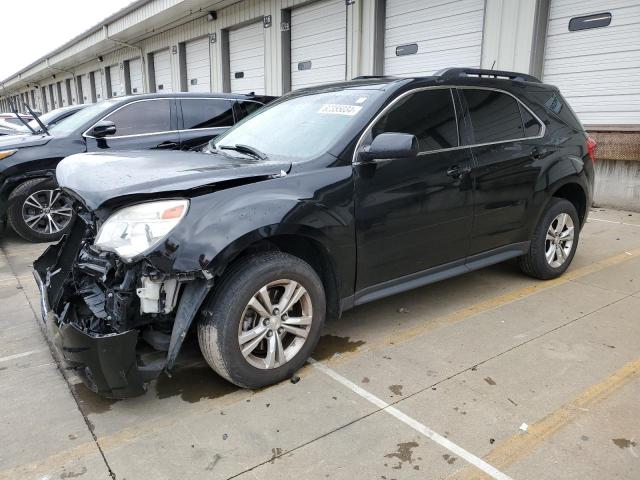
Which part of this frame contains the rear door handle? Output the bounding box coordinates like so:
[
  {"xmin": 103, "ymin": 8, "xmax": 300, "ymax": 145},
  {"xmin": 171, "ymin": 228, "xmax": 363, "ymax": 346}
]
[
  {"xmin": 156, "ymin": 141, "xmax": 178, "ymax": 149},
  {"xmin": 446, "ymin": 165, "xmax": 470, "ymax": 179}
]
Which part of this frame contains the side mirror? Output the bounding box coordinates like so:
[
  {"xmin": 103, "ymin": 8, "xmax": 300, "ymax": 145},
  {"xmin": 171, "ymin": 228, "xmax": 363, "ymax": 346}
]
[
  {"xmin": 361, "ymin": 132, "xmax": 419, "ymax": 160},
  {"xmin": 88, "ymin": 120, "xmax": 116, "ymax": 138}
]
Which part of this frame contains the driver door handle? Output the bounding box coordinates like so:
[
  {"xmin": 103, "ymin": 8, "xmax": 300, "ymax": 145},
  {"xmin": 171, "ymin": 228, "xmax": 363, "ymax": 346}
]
[
  {"xmin": 446, "ymin": 165, "xmax": 470, "ymax": 179},
  {"xmin": 156, "ymin": 141, "xmax": 178, "ymax": 149}
]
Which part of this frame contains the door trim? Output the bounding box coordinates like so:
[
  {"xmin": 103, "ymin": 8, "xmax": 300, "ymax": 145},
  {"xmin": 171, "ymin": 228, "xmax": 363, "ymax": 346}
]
[{"xmin": 342, "ymin": 241, "xmax": 530, "ymax": 311}]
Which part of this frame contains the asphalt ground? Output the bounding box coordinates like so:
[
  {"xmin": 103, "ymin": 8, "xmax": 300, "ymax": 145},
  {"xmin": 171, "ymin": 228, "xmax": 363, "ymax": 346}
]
[{"xmin": 1, "ymin": 207, "xmax": 639, "ymax": 480}]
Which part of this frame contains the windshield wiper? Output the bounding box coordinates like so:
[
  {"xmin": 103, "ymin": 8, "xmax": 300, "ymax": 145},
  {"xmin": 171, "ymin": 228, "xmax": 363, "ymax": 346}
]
[
  {"xmin": 23, "ymin": 102, "xmax": 49, "ymax": 136},
  {"xmin": 6, "ymin": 98, "xmax": 37, "ymax": 135},
  {"xmin": 218, "ymin": 143, "xmax": 267, "ymax": 160}
]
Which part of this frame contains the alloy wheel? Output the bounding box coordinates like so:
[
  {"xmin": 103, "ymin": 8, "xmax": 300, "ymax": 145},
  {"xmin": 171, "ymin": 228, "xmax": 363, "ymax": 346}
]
[
  {"xmin": 545, "ymin": 213, "xmax": 574, "ymax": 268},
  {"xmin": 21, "ymin": 189, "xmax": 73, "ymax": 235},
  {"xmin": 238, "ymin": 279, "xmax": 313, "ymax": 369}
]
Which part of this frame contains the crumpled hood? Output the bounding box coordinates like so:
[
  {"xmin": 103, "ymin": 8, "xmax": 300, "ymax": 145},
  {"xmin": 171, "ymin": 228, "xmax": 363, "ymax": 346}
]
[
  {"xmin": 57, "ymin": 150, "xmax": 291, "ymax": 210},
  {"xmin": 0, "ymin": 133, "xmax": 51, "ymax": 149}
]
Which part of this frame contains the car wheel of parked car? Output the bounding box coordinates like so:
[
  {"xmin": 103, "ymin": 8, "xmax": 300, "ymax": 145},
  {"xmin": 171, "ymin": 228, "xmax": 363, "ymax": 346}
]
[
  {"xmin": 519, "ymin": 198, "xmax": 580, "ymax": 280},
  {"xmin": 198, "ymin": 251, "xmax": 326, "ymax": 388},
  {"xmin": 7, "ymin": 178, "xmax": 74, "ymax": 242}
]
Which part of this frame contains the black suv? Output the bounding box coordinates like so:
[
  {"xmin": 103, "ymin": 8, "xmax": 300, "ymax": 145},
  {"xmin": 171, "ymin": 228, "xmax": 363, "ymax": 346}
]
[
  {"xmin": 0, "ymin": 92, "xmax": 273, "ymax": 242},
  {"xmin": 34, "ymin": 68, "xmax": 595, "ymax": 398}
]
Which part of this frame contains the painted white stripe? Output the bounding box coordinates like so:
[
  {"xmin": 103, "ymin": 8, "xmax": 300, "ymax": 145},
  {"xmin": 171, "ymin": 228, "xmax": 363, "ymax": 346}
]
[
  {"xmin": 589, "ymin": 217, "xmax": 640, "ymax": 227},
  {"xmin": 0, "ymin": 350, "xmax": 39, "ymax": 363},
  {"xmin": 309, "ymin": 358, "xmax": 513, "ymax": 480}
]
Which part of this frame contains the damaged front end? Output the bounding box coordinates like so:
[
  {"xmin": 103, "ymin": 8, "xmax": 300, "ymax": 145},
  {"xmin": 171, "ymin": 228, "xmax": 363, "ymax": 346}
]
[{"xmin": 34, "ymin": 211, "xmax": 211, "ymax": 399}]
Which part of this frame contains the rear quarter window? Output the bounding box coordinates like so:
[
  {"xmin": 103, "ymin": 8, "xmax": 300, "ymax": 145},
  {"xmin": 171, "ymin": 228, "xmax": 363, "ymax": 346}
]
[{"xmin": 526, "ymin": 90, "xmax": 585, "ymax": 132}]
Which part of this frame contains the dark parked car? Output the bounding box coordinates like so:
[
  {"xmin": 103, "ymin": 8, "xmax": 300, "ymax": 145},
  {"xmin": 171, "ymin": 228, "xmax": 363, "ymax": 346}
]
[
  {"xmin": 35, "ymin": 68, "xmax": 595, "ymax": 398},
  {"xmin": 0, "ymin": 92, "xmax": 273, "ymax": 242}
]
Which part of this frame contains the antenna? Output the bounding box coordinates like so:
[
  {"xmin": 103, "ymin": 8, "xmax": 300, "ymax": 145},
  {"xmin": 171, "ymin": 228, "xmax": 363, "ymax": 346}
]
[{"xmin": 490, "ymin": 60, "xmax": 496, "ymax": 71}]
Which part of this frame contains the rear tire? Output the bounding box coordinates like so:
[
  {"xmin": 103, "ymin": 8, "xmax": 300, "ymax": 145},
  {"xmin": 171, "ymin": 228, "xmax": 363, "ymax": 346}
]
[
  {"xmin": 7, "ymin": 178, "xmax": 74, "ymax": 243},
  {"xmin": 519, "ymin": 198, "xmax": 580, "ymax": 280},
  {"xmin": 198, "ymin": 252, "xmax": 326, "ymax": 388}
]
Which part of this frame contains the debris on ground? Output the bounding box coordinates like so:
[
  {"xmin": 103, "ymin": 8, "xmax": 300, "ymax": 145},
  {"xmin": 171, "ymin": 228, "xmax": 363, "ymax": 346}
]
[
  {"xmin": 290, "ymin": 375, "xmax": 300, "ymax": 384},
  {"xmin": 519, "ymin": 423, "xmax": 529, "ymax": 433}
]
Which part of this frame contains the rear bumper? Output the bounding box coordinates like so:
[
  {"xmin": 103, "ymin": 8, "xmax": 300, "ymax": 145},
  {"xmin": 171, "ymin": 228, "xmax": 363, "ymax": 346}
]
[{"xmin": 33, "ymin": 248, "xmax": 148, "ymax": 399}]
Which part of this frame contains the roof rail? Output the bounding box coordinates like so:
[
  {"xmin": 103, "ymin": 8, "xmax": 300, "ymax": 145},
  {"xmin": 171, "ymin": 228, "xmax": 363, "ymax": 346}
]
[
  {"xmin": 436, "ymin": 67, "xmax": 541, "ymax": 83},
  {"xmin": 352, "ymin": 75, "xmax": 393, "ymax": 80}
]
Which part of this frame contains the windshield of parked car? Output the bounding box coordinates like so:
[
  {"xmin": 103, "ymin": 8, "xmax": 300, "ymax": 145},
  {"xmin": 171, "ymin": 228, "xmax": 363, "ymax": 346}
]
[
  {"xmin": 213, "ymin": 89, "xmax": 383, "ymax": 162},
  {"xmin": 15, "ymin": 108, "xmax": 79, "ymax": 133},
  {"xmin": 49, "ymin": 100, "xmax": 119, "ymax": 136}
]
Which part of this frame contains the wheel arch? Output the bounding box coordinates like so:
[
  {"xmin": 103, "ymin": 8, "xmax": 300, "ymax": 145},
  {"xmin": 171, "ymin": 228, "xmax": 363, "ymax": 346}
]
[
  {"xmin": 209, "ymin": 228, "xmax": 343, "ymax": 321},
  {"xmin": 549, "ymin": 181, "xmax": 588, "ymax": 227}
]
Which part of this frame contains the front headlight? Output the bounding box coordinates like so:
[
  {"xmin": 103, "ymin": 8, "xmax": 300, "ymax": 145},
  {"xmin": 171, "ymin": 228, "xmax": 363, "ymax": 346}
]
[
  {"xmin": 0, "ymin": 149, "xmax": 17, "ymax": 160},
  {"xmin": 94, "ymin": 199, "xmax": 189, "ymax": 261}
]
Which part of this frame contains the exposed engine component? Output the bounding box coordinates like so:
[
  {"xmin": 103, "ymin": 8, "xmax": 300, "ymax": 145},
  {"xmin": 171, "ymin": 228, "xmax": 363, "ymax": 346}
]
[{"xmin": 136, "ymin": 277, "xmax": 181, "ymax": 314}]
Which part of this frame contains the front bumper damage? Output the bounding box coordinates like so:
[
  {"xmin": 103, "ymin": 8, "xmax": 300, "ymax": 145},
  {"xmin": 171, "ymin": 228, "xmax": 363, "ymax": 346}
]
[{"xmin": 33, "ymin": 218, "xmax": 211, "ymax": 398}]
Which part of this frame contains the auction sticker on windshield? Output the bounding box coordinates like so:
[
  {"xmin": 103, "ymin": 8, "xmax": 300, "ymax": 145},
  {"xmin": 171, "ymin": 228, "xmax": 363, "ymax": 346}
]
[{"xmin": 318, "ymin": 104, "xmax": 363, "ymax": 116}]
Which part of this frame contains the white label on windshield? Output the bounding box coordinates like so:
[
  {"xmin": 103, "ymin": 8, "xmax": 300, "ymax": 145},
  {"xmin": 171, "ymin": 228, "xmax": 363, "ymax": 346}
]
[
  {"xmin": 318, "ymin": 104, "xmax": 363, "ymax": 116},
  {"xmin": 356, "ymin": 97, "xmax": 367, "ymax": 104}
]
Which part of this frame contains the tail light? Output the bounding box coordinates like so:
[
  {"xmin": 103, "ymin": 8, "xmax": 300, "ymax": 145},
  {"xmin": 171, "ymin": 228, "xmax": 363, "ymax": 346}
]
[{"xmin": 586, "ymin": 136, "xmax": 597, "ymax": 162}]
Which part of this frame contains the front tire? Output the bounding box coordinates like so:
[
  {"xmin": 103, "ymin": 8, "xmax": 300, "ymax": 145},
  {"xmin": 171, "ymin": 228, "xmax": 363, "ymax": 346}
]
[
  {"xmin": 519, "ymin": 198, "xmax": 580, "ymax": 280},
  {"xmin": 198, "ymin": 252, "xmax": 326, "ymax": 388},
  {"xmin": 7, "ymin": 178, "xmax": 74, "ymax": 243}
]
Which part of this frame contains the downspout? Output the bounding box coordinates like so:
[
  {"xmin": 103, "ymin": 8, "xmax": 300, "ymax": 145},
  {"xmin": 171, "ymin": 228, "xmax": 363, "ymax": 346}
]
[{"xmin": 103, "ymin": 24, "xmax": 147, "ymax": 93}]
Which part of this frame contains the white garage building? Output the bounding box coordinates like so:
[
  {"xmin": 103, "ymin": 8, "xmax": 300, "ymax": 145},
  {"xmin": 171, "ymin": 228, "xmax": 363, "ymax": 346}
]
[{"xmin": 0, "ymin": 0, "xmax": 638, "ymax": 204}]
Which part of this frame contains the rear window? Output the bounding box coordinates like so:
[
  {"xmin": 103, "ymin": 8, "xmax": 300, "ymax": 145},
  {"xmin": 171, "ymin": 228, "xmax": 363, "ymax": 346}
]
[
  {"xmin": 462, "ymin": 89, "xmax": 524, "ymax": 143},
  {"xmin": 181, "ymin": 99, "xmax": 234, "ymax": 129}
]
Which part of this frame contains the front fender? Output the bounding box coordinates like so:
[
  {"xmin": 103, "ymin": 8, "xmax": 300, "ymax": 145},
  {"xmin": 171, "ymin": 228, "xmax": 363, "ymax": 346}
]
[{"xmin": 145, "ymin": 166, "xmax": 355, "ymax": 292}]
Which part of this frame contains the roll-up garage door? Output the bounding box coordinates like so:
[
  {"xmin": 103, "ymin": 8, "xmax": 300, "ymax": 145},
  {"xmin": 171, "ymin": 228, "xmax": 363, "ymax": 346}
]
[
  {"xmin": 93, "ymin": 70, "xmax": 104, "ymax": 102},
  {"xmin": 81, "ymin": 74, "xmax": 92, "ymax": 104},
  {"xmin": 383, "ymin": 0, "xmax": 485, "ymax": 76},
  {"xmin": 542, "ymin": 1, "xmax": 640, "ymax": 126},
  {"xmin": 290, "ymin": 0, "xmax": 347, "ymax": 90},
  {"xmin": 129, "ymin": 58, "xmax": 143, "ymax": 94},
  {"xmin": 153, "ymin": 49, "xmax": 173, "ymax": 93},
  {"xmin": 185, "ymin": 37, "xmax": 211, "ymax": 92},
  {"xmin": 109, "ymin": 64, "xmax": 124, "ymax": 97},
  {"xmin": 229, "ymin": 21, "xmax": 265, "ymax": 94}
]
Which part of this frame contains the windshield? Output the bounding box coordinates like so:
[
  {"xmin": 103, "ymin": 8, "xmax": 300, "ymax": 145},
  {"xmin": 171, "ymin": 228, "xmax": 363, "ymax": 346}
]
[
  {"xmin": 213, "ymin": 90, "xmax": 382, "ymax": 162},
  {"xmin": 49, "ymin": 100, "xmax": 119, "ymax": 136}
]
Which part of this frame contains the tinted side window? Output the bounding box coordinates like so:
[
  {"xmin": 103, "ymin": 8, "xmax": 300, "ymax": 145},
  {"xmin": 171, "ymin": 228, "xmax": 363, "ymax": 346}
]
[
  {"xmin": 372, "ymin": 89, "xmax": 458, "ymax": 152},
  {"xmin": 463, "ymin": 90, "xmax": 523, "ymax": 143},
  {"xmin": 234, "ymin": 101, "xmax": 263, "ymax": 121},
  {"xmin": 105, "ymin": 100, "xmax": 171, "ymax": 136},
  {"xmin": 519, "ymin": 104, "xmax": 542, "ymax": 137},
  {"xmin": 181, "ymin": 99, "xmax": 234, "ymax": 129}
]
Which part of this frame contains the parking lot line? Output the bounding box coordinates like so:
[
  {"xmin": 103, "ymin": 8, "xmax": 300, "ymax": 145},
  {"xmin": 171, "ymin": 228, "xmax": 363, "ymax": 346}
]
[
  {"xmin": 309, "ymin": 358, "xmax": 514, "ymax": 480},
  {"xmin": 447, "ymin": 357, "xmax": 640, "ymax": 480},
  {"xmin": 325, "ymin": 247, "xmax": 640, "ymax": 366},
  {"xmin": 589, "ymin": 217, "xmax": 640, "ymax": 228},
  {"xmin": 0, "ymin": 350, "xmax": 41, "ymax": 363}
]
